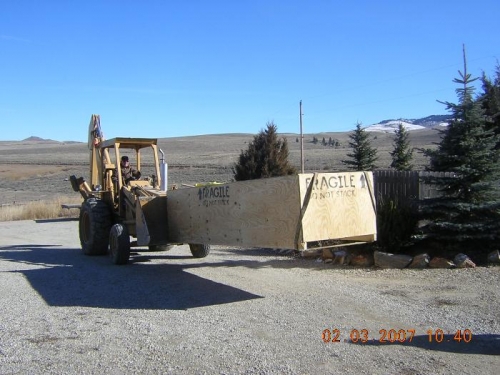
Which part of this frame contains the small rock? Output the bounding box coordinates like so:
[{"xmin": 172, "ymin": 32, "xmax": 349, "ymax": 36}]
[
  {"xmin": 487, "ymin": 250, "xmax": 500, "ymax": 264},
  {"xmin": 429, "ymin": 257, "xmax": 454, "ymax": 269},
  {"xmin": 322, "ymin": 248, "xmax": 334, "ymax": 260},
  {"xmin": 408, "ymin": 253, "xmax": 430, "ymax": 269},
  {"xmin": 333, "ymin": 250, "xmax": 346, "ymax": 265},
  {"xmin": 349, "ymin": 254, "xmax": 373, "ymax": 267},
  {"xmin": 454, "ymin": 253, "xmax": 475, "ymax": 268},
  {"xmin": 374, "ymin": 251, "xmax": 413, "ymax": 269},
  {"xmin": 301, "ymin": 249, "xmax": 322, "ymax": 259},
  {"xmin": 463, "ymin": 259, "xmax": 476, "ymax": 268}
]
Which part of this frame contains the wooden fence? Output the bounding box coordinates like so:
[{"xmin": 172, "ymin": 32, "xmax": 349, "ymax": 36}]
[{"xmin": 373, "ymin": 170, "xmax": 455, "ymax": 208}]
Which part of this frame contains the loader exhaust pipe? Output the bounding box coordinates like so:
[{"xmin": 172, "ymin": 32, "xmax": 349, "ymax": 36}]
[{"xmin": 159, "ymin": 148, "xmax": 168, "ymax": 191}]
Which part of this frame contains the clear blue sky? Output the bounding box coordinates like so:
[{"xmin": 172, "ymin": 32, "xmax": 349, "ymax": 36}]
[{"xmin": 1, "ymin": 0, "xmax": 499, "ymax": 142}]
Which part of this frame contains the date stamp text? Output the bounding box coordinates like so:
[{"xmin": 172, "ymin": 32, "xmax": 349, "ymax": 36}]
[{"xmin": 322, "ymin": 328, "xmax": 472, "ymax": 344}]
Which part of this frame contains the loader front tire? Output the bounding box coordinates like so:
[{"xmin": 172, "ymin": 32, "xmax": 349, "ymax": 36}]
[
  {"xmin": 79, "ymin": 198, "xmax": 112, "ymax": 256},
  {"xmin": 109, "ymin": 224, "xmax": 131, "ymax": 265},
  {"xmin": 189, "ymin": 244, "xmax": 211, "ymax": 258}
]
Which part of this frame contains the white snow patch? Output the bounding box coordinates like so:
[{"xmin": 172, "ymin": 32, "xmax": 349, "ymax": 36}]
[{"xmin": 365, "ymin": 120, "xmax": 425, "ymax": 133}]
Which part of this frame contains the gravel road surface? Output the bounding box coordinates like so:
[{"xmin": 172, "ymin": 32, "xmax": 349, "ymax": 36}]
[{"xmin": 0, "ymin": 219, "xmax": 499, "ymax": 374}]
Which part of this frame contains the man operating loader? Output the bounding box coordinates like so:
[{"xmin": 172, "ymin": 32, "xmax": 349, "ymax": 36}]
[{"xmin": 118, "ymin": 155, "xmax": 141, "ymax": 184}]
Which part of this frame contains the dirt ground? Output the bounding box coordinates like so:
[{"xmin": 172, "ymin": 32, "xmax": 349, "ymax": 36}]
[
  {"xmin": 0, "ymin": 219, "xmax": 499, "ymax": 374},
  {"xmin": 2, "ymin": 131, "xmax": 498, "ymax": 373}
]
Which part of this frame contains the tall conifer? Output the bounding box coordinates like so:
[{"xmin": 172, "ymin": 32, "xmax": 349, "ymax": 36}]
[
  {"xmin": 342, "ymin": 122, "xmax": 378, "ymax": 171},
  {"xmin": 390, "ymin": 123, "xmax": 413, "ymax": 171},
  {"xmin": 481, "ymin": 63, "xmax": 500, "ymax": 148},
  {"xmin": 421, "ymin": 48, "xmax": 500, "ymax": 253},
  {"xmin": 234, "ymin": 122, "xmax": 296, "ymax": 181}
]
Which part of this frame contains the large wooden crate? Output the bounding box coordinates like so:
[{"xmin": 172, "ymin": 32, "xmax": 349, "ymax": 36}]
[{"xmin": 166, "ymin": 172, "xmax": 377, "ymax": 250}]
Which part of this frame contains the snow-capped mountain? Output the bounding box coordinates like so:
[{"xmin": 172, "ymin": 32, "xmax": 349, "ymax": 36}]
[{"xmin": 365, "ymin": 115, "xmax": 452, "ymax": 133}]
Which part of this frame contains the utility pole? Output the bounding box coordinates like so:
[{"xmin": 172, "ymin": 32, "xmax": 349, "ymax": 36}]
[{"xmin": 300, "ymin": 100, "xmax": 304, "ymax": 173}]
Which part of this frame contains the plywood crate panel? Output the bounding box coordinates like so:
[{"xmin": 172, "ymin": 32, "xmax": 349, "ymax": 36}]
[{"xmin": 167, "ymin": 172, "xmax": 376, "ymax": 250}]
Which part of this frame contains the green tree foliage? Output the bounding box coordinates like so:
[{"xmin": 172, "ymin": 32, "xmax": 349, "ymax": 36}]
[
  {"xmin": 377, "ymin": 197, "xmax": 418, "ymax": 253},
  {"xmin": 481, "ymin": 63, "xmax": 500, "ymax": 148},
  {"xmin": 421, "ymin": 54, "xmax": 500, "ymax": 253},
  {"xmin": 234, "ymin": 122, "xmax": 297, "ymax": 181},
  {"xmin": 390, "ymin": 123, "xmax": 413, "ymax": 171},
  {"xmin": 342, "ymin": 122, "xmax": 378, "ymax": 171}
]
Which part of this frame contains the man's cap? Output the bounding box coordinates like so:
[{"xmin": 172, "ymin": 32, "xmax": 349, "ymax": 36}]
[{"xmin": 121, "ymin": 156, "xmax": 129, "ymax": 162}]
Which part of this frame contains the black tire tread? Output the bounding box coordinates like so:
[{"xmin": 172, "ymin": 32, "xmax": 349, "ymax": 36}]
[
  {"xmin": 109, "ymin": 223, "xmax": 130, "ymax": 265},
  {"xmin": 189, "ymin": 243, "xmax": 211, "ymax": 258},
  {"xmin": 79, "ymin": 198, "xmax": 112, "ymax": 256}
]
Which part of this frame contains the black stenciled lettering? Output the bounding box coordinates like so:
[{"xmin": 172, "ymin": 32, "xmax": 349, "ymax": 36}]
[
  {"xmin": 328, "ymin": 176, "xmax": 338, "ymax": 188},
  {"xmin": 320, "ymin": 177, "xmax": 329, "ymax": 189}
]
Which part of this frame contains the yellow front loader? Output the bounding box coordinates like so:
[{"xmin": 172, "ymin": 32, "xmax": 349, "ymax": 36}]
[{"xmin": 70, "ymin": 115, "xmax": 210, "ymax": 264}]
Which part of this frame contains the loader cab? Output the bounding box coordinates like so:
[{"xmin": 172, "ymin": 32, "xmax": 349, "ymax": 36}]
[{"xmin": 93, "ymin": 137, "xmax": 163, "ymax": 210}]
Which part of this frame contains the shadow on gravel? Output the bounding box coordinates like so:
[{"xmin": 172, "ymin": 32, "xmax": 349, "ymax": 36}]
[
  {"xmin": 349, "ymin": 334, "xmax": 500, "ymax": 355},
  {"xmin": 0, "ymin": 244, "xmax": 266, "ymax": 310},
  {"xmin": 35, "ymin": 218, "xmax": 78, "ymax": 223}
]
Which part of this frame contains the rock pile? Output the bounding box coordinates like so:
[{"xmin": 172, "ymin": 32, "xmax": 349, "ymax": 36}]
[{"xmin": 301, "ymin": 248, "xmax": 500, "ymax": 269}]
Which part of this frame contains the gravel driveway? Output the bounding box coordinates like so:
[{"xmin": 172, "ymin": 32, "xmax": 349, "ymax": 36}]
[{"xmin": 0, "ymin": 219, "xmax": 499, "ymax": 374}]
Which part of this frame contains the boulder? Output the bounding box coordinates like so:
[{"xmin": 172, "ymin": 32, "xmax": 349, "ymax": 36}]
[
  {"xmin": 454, "ymin": 253, "xmax": 476, "ymax": 268},
  {"xmin": 487, "ymin": 250, "xmax": 500, "ymax": 264},
  {"xmin": 333, "ymin": 250, "xmax": 347, "ymax": 265},
  {"xmin": 349, "ymin": 254, "xmax": 373, "ymax": 267},
  {"xmin": 374, "ymin": 251, "xmax": 412, "ymax": 269},
  {"xmin": 429, "ymin": 257, "xmax": 454, "ymax": 269},
  {"xmin": 408, "ymin": 253, "xmax": 430, "ymax": 269}
]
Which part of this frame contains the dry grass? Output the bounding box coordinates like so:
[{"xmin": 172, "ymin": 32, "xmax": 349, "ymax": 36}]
[
  {"xmin": 0, "ymin": 196, "xmax": 82, "ymax": 222},
  {"xmin": 0, "ymin": 164, "xmax": 73, "ymax": 181},
  {"xmin": 0, "ymin": 129, "xmax": 441, "ymax": 208}
]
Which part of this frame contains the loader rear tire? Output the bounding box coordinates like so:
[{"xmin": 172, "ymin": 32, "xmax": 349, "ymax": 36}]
[
  {"xmin": 189, "ymin": 244, "xmax": 211, "ymax": 258},
  {"xmin": 79, "ymin": 198, "xmax": 112, "ymax": 256},
  {"xmin": 148, "ymin": 244, "xmax": 174, "ymax": 252},
  {"xmin": 109, "ymin": 224, "xmax": 130, "ymax": 265}
]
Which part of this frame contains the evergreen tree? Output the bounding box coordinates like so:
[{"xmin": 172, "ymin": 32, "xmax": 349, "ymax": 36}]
[
  {"xmin": 234, "ymin": 122, "xmax": 297, "ymax": 181},
  {"xmin": 481, "ymin": 63, "xmax": 500, "ymax": 148},
  {"xmin": 390, "ymin": 123, "xmax": 414, "ymax": 171},
  {"xmin": 341, "ymin": 122, "xmax": 378, "ymax": 171},
  {"xmin": 421, "ymin": 51, "xmax": 500, "ymax": 253}
]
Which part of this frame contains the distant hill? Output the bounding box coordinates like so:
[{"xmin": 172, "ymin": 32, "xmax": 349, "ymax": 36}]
[
  {"xmin": 366, "ymin": 114, "xmax": 452, "ymax": 133},
  {"xmin": 22, "ymin": 136, "xmax": 57, "ymax": 142},
  {"xmin": 18, "ymin": 136, "xmax": 80, "ymax": 144}
]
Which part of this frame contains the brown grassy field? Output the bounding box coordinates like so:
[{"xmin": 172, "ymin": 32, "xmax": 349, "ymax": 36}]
[{"xmin": 0, "ymin": 129, "xmax": 440, "ymax": 209}]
